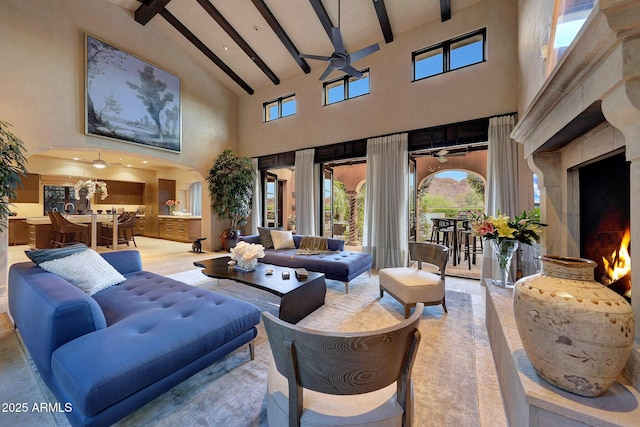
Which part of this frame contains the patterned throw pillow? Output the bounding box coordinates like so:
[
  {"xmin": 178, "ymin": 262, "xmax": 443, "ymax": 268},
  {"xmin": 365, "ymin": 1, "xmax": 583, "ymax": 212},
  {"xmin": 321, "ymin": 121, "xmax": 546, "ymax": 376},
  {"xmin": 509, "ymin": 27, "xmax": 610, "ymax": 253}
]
[
  {"xmin": 258, "ymin": 227, "xmax": 275, "ymax": 249},
  {"xmin": 38, "ymin": 249, "xmax": 126, "ymax": 296}
]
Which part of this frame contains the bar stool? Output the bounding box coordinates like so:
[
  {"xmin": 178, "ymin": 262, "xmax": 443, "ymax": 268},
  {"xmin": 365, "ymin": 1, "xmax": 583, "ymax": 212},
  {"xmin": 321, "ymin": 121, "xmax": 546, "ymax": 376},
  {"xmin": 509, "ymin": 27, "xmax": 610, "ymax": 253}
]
[{"xmin": 49, "ymin": 211, "xmax": 89, "ymax": 247}]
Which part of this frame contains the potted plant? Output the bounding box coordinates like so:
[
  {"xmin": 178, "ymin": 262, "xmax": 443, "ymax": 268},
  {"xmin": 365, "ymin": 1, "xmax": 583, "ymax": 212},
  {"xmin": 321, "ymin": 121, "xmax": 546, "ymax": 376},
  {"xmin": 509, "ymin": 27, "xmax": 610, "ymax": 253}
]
[
  {"xmin": 0, "ymin": 120, "xmax": 28, "ymax": 232},
  {"xmin": 207, "ymin": 149, "xmax": 255, "ymax": 251}
]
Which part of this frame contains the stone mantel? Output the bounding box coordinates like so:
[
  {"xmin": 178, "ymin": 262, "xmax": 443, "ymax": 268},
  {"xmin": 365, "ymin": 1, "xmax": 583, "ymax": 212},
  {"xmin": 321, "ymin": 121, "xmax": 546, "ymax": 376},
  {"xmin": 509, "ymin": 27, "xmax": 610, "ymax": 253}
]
[{"xmin": 511, "ymin": 0, "xmax": 640, "ymax": 159}]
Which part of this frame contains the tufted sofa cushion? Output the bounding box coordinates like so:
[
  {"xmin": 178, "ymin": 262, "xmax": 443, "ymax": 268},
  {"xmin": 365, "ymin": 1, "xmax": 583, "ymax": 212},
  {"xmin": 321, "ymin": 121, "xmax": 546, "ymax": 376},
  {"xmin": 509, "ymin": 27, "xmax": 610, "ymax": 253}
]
[
  {"xmin": 51, "ymin": 272, "xmax": 261, "ymax": 417},
  {"xmin": 261, "ymin": 249, "xmax": 372, "ymax": 283}
]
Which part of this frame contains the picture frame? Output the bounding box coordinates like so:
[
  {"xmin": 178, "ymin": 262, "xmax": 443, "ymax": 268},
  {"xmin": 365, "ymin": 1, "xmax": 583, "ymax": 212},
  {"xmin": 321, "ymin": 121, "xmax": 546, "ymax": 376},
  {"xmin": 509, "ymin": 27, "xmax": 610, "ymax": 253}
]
[{"xmin": 85, "ymin": 34, "xmax": 181, "ymax": 152}]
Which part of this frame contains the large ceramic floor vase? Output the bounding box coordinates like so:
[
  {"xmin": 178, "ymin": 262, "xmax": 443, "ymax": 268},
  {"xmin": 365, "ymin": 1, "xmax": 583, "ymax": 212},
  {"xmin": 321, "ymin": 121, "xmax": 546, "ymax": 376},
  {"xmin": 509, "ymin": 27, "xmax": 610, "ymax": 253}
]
[{"xmin": 513, "ymin": 255, "xmax": 634, "ymax": 397}]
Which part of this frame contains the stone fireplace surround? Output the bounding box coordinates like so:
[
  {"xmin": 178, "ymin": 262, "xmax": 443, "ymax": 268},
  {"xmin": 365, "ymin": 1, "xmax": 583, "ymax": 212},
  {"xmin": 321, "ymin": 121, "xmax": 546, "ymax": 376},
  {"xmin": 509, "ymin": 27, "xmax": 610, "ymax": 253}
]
[{"xmin": 487, "ymin": 1, "xmax": 640, "ymax": 425}]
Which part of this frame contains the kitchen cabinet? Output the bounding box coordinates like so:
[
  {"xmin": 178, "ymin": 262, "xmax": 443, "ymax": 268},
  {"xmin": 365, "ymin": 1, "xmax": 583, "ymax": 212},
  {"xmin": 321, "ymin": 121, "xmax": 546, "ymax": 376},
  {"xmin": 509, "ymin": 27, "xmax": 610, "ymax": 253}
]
[
  {"xmin": 10, "ymin": 173, "xmax": 39, "ymax": 203},
  {"xmin": 158, "ymin": 216, "xmax": 201, "ymax": 243},
  {"xmin": 134, "ymin": 215, "xmax": 145, "ymax": 236},
  {"xmin": 102, "ymin": 180, "xmax": 145, "ymax": 205},
  {"xmin": 8, "ymin": 217, "xmax": 29, "ymax": 245}
]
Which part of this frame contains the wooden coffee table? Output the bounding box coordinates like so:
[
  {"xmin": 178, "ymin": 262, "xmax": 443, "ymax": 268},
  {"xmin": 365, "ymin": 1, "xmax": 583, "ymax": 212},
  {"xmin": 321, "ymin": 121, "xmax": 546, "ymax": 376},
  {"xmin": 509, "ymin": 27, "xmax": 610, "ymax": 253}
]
[{"xmin": 194, "ymin": 256, "xmax": 326, "ymax": 324}]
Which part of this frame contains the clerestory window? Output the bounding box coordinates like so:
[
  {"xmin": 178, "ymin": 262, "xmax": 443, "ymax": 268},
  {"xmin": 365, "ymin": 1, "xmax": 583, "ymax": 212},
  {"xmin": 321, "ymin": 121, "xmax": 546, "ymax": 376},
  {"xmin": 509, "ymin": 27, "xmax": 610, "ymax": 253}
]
[
  {"xmin": 263, "ymin": 94, "xmax": 296, "ymax": 122},
  {"xmin": 413, "ymin": 28, "xmax": 486, "ymax": 81},
  {"xmin": 323, "ymin": 69, "xmax": 370, "ymax": 105}
]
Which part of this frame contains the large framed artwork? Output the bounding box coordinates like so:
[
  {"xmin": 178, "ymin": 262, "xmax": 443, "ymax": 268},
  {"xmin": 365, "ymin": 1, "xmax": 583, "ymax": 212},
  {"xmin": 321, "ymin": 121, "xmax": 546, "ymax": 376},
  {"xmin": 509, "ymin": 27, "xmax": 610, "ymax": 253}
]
[{"xmin": 85, "ymin": 34, "xmax": 181, "ymax": 152}]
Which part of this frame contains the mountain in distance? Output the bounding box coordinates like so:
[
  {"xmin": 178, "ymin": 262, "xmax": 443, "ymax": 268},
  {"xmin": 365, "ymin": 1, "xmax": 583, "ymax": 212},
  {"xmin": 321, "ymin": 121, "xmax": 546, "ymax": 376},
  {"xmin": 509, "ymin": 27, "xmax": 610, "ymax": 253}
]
[{"xmin": 427, "ymin": 177, "xmax": 471, "ymax": 199}]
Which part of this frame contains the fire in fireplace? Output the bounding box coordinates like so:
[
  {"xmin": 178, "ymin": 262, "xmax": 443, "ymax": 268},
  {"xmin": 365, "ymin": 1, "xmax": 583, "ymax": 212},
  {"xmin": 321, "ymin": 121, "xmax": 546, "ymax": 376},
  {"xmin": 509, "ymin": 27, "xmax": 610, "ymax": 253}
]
[{"xmin": 579, "ymin": 152, "xmax": 631, "ymax": 300}]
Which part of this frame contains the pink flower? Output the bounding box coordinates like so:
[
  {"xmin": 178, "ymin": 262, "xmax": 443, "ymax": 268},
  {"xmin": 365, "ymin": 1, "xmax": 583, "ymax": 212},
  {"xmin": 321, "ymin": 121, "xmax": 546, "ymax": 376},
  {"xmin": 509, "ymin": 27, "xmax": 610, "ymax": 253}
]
[{"xmin": 473, "ymin": 220, "xmax": 495, "ymax": 237}]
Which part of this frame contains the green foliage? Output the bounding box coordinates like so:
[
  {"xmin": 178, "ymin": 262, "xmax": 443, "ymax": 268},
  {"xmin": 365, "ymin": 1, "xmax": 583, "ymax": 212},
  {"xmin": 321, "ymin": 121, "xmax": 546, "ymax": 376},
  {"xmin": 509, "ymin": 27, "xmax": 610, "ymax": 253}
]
[
  {"xmin": 207, "ymin": 149, "xmax": 255, "ymax": 231},
  {"xmin": 332, "ymin": 180, "xmax": 349, "ymax": 222},
  {"xmin": 466, "ymin": 174, "xmax": 485, "ymax": 197},
  {"xmin": 0, "ymin": 120, "xmax": 28, "ymax": 231}
]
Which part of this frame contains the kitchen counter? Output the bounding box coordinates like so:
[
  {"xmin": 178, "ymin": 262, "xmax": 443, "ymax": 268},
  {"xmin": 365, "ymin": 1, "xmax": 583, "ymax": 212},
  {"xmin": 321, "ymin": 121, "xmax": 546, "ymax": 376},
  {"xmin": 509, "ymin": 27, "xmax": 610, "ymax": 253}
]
[
  {"xmin": 25, "ymin": 214, "xmax": 122, "ymax": 250},
  {"xmin": 26, "ymin": 214, "xmax": 116, "ymax": 225}
]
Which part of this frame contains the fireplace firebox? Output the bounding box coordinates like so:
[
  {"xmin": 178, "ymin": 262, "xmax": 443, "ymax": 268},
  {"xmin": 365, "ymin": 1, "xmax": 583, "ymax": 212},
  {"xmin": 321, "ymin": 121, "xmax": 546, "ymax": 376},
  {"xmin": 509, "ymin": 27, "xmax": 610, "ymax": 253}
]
[{"xmin": 579, "ymin": 152, "xmax": 631, "ymax": 299}]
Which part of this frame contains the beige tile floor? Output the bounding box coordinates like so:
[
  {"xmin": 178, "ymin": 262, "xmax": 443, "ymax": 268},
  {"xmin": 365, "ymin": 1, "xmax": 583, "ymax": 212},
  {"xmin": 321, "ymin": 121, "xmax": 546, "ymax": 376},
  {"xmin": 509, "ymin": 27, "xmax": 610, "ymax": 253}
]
[{"xmin": 2, "ymin": 237, "xmax": 507, "ymax": 426}]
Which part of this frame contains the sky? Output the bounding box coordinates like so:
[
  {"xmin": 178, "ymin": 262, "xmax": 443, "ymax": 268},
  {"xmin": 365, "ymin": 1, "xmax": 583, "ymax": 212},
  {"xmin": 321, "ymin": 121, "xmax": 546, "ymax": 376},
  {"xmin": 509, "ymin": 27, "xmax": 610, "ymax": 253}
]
[{"xmin": 435, "ymin": 170, "xmax": 467, "ymax": 181}]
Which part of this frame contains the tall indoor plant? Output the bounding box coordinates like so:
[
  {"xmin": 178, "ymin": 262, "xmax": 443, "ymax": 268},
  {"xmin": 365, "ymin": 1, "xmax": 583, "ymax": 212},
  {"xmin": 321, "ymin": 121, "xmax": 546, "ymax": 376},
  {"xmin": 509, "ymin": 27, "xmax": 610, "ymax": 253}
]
[
  {"xmin": 207, "ymin": 149, "xmax": 255, "ymax": 251},
  {"xmin": 0, "ymin": 120, "xmax": 28, "ymax": 231}
]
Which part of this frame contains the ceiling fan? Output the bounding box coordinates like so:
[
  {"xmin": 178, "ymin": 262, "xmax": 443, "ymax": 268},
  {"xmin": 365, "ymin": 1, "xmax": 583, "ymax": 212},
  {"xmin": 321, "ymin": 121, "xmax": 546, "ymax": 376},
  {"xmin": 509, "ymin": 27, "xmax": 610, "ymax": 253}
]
[
  {"xmin": 299, "ymin": 0, "xmax": 379, "ymax": 81},
  {"xmin": 434, "ymin": 149, "xmax": 466, "ymax": 163}
]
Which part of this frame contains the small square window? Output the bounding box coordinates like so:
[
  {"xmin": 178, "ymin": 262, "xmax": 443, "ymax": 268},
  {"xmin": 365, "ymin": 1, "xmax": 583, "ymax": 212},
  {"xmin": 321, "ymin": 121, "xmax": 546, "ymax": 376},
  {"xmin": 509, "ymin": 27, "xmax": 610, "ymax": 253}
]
[
  {"xmin": 263, "ymin": 94, "xmax": 296, "ymax": 122},
  {"xmin": 281, "ymin": 96, "xmax": 296, "ymax": 117},
  {"xmin": 450, "ymin": 34, "xmax": 484, "ymax": 70},
  {"xmin": 414, "ymin": 47, "xmax": 444, "ymax": 80},
  {"xmin": 323, "ymin": 69, "xmax": 369, "ymax": 105},
  {"xmin": 348, "ymin": 72, "xmax": 369, "ymax": 98}
]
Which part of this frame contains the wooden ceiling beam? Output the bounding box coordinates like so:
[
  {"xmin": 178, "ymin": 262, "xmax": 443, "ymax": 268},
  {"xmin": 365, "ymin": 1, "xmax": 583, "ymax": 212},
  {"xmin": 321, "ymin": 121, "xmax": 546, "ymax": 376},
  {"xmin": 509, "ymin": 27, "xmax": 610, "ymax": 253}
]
[
  {"xmin": 135, "ymin": 0, "xmax": 173, "ymax": 25},
  {"xmin": 159, "ymin": 9, "xmax": 254, "ymax": 95},
  {"xmin": 440, "ymin": 0, "xmax": 451, "ymax": 22},
  {"xmin": 195, "ymin": 0, "xmax": 279, "ymax": 86},
  {"xmin": 251, "ymin": 0, "xmax": 311, "ymax": 74},
  {"xmin": 308, "ymin": 0, "xmax": 334, "ymax": 41},
  {"xmin": 372, "ymin": 0, "xmax": 393, "ymax": 43}
]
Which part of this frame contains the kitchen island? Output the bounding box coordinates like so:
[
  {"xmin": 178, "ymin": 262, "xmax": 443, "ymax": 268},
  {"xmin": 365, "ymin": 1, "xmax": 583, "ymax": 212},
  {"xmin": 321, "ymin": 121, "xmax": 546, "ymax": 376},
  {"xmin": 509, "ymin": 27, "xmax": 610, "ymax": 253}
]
[
  {"xmin": 25, "ymin": 214, "xmax": 118, "ymax": 250},
  {"xmin": 25, "ymin": 214, "xmax": 202, "ymax": 249}
]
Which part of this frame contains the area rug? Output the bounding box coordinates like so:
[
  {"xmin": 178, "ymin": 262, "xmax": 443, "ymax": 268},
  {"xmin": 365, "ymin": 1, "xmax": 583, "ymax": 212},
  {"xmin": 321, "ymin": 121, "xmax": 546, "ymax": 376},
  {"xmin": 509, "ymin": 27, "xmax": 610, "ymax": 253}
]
[{"xmin": 7, "ymin": 270, "xmax": 480, "ymax": 427}]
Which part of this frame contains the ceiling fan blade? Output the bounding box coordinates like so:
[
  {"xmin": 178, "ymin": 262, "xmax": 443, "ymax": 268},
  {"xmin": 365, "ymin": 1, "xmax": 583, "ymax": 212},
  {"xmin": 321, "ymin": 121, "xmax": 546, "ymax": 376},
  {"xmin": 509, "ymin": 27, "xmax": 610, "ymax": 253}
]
[
  {"xmin": 342, "ymin": 65, "xmax": 363, "ymax": 79},
  {"xmin": 349, "ymin": 43, "xmax": 380, "ymax": 63},
  {"xmin": 436, "ymin": 149, "xmax": 449, "ymax": 156},
  {"xmin": 299, "ymin": 53, "xmax": 332, "ymax": 61},
  {"xmin": 319, "ymin": 63, "xmax": 335, "ymax": 81},
  {"xmin": 331, "ymin": 27, "xmax": 346, "ymax": 54},
  {"xmin": 436, "ymin": 155, "xmax": 448, "ymax": 163}
]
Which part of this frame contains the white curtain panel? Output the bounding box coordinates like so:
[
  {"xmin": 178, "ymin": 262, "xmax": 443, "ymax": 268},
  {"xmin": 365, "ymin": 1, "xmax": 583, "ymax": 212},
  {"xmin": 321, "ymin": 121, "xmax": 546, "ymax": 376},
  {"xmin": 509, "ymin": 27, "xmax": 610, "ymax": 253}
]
[
  {"xmin": 363, "ymin": 133, "xmax": 409, "ymax": 269},
  {"xmin": 481, "ymin": 115, "xmax": 519, "ymax": 284},
  {"xmin": 295, "ymin": 149, "xmax": 317, "ymax": 236},
  {"xmin": 250, "ymin": 158, "xmax": 261, "ymax": 234},
  {"xmin": 187, "ymin": 181, "xmax": 202, "ymax": 216}
]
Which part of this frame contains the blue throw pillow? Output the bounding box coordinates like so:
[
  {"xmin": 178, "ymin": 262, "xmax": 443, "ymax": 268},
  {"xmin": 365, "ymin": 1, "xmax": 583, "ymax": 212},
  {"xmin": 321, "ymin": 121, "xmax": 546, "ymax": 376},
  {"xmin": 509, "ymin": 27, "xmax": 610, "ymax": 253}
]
[{"xmin": 25, "ymin": 244, "xmax": 88, "ymax": 265}]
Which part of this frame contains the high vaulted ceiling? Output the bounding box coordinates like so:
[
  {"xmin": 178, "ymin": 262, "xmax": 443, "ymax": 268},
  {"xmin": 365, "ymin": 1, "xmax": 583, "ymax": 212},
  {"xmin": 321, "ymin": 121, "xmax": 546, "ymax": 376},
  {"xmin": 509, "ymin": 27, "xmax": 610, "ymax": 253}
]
[{"xmin": 107, "ymin": 0, "xmax": 482, "ymax": 96}]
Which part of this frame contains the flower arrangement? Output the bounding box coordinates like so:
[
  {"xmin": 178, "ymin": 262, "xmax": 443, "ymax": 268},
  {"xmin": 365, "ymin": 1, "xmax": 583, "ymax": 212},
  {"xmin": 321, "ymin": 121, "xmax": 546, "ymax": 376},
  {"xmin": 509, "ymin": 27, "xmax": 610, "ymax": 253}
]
[
  {"xmin": 74, "ymin": 179, "xmax": 108, "ymax": 200},
  {"xmin": 165, "ymin": 199, "xmax": 180, "ymax": 208},
  {"xmin": 471, "ymin": 209, "xmax": 546, "ymax": 246},
  {"xmin": 230, "ymin": 241, "xmax": 265, "ymax": 271}
]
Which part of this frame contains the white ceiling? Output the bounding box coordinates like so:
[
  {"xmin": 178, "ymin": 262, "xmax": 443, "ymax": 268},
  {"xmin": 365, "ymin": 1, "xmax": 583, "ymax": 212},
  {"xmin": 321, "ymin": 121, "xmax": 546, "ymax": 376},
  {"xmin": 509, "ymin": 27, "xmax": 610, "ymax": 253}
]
[{"xmin": 106, "ymin": 0, "xmax": 483, "ymax": 95}]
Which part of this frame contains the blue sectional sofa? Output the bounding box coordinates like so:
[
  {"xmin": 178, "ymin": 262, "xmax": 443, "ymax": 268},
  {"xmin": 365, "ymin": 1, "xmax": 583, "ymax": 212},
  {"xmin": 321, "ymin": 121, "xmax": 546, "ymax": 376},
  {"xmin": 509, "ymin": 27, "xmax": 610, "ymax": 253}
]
[
  {"xmin": 241, "ymin": 234, "xmax": 373, "ymax": 293},
  {"xmin": 8, "ymin": 250, "xmax": 261, "ymax": 427}
]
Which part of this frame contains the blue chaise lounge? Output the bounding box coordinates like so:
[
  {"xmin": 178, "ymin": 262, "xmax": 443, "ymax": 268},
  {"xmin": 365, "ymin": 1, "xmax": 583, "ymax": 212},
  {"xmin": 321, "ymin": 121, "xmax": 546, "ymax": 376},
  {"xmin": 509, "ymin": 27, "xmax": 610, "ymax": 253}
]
[{"xmin": 8, "ymin": 248, "xmax": 261, "ymax": 427}]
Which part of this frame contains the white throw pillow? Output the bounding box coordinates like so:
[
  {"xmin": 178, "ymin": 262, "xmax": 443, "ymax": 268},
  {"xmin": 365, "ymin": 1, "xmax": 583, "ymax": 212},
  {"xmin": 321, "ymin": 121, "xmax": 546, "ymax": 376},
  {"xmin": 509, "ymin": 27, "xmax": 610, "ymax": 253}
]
[
  {"xmin": 39, "ymin": 249, "xmax": 126, "ymax": 296},
  {"xmin": 270, "ymin": 230, "xmax": 296, "ymax": 250}
]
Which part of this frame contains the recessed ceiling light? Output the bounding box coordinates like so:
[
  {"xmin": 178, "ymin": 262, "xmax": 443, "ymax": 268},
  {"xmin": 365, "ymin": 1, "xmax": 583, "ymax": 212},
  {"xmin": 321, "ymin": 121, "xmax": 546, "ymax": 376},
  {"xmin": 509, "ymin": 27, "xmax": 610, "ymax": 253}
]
[
  {"xmin": 142, "ymin": 160, "xmax": 148, "ymax": 164},
  {"xmin": 72, "ymin": 157, "xmax": 80, "ymax": 161},
  {"xmin": 253, "ymin": 25, "xmax": 259, "ymax": 31},
  {"xmin": 126, "ymin": 164, "xmax": 132, "ymax": 168},
  {"xmin": 223, "ymin": 45, "xmax": 229, "ymax": 51}
]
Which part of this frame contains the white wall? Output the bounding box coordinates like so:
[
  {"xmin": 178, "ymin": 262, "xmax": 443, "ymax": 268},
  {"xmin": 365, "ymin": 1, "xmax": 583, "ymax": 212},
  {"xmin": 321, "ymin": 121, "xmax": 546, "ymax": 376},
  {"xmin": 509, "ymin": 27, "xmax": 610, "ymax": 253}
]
[
  {"xmin": 517, "ymin": 0, "xmax": 555, "ymax": 114},
  {"xmin": 238, "ymin": 0, "xmax": 519, "ymax": 157},
  {"xmin": 0, "ymin": 0, "xmax": 240, "ymax": 251}
]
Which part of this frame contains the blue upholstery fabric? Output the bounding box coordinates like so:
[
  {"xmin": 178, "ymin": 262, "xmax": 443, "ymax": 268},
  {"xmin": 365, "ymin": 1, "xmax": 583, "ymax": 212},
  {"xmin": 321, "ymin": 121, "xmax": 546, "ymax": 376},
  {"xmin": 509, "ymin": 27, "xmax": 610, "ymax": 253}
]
[
  {"xmin": 8, "ymin": 262, "xmax": 107, "ymax": 380},
  {"xmin": 53, "ymin": 275, "xmax": 260, "ymax": 416},
  {"xmin": 241, "ymin": 234, "xmax": 370, "ymax": 282}
]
